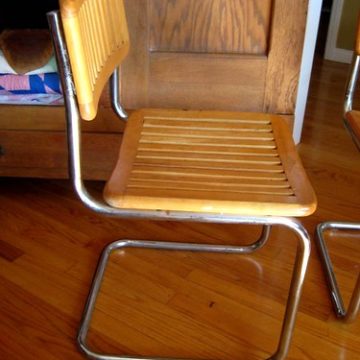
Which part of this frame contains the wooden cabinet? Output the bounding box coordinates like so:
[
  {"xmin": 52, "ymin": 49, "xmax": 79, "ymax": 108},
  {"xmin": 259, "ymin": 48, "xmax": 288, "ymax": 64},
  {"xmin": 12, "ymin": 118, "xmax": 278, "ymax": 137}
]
[
  {"xmin": 0, "ymin": 0, "xmax": 309, "ymax": 180},
  {"xmin": 0, "ymin": 100, "xmax": 123, "ymax": 179}
]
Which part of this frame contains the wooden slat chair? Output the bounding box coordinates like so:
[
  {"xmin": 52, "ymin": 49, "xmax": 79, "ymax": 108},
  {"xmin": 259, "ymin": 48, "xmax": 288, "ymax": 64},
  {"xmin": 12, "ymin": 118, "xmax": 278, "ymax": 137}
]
[
  {"xmin": 48, "ymin": 1, "xmax": 316, "ymax": 359},
  {"xmin": 315, "ymin": 16, "xmax": 360, "ymax": 324}
]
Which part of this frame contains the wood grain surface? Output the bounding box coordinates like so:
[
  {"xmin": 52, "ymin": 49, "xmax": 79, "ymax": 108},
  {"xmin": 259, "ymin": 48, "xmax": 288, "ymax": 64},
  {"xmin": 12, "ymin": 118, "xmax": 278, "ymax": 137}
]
[
  {"xmin": 149, "ymin": 0, "xmax": 271, "ymax": 54},
  {"xmin": 1, "ymin": 58, "xmax": 360, "ymax": 359}
]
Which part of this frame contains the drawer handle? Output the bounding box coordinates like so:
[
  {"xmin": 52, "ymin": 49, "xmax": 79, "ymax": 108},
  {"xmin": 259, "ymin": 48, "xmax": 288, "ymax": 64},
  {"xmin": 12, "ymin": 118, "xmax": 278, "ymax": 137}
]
[{"xmin": 0, "ymin": 145, "xmax": 5, "ymax": 156}]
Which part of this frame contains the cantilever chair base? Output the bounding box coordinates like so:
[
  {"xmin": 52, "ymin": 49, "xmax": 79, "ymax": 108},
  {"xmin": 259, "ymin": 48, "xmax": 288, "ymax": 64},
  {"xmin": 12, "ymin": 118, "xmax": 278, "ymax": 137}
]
[
  {"xmin": 315, "ymin": 222, "xmax": 360, "ymax": 323},
  {"xmin": 78, "ymin": 220, "xmax": 309, "ymax": 360}
]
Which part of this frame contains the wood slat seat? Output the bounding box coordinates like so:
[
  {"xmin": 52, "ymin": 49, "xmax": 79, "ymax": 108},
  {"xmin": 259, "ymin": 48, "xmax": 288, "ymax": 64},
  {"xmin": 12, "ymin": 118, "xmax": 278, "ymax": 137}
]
[{"xmin": 104, "ymin": 109, "xmax": 317, "ymax": 216}]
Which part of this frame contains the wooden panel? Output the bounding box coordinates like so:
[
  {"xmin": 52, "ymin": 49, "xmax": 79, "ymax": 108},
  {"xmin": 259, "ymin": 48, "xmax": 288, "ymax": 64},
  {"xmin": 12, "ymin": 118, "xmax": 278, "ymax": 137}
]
[
  {"xmin": 149, "ymin": 0, "xmax": 272, "ymax": 54},
  {"xmin": 122, "ymin": 0, "xmax": 309, "ymax": 114},
  {"xmin": 122, "ymin": 0, "xmax": 269, "ymax": 112},
  {"xmin": 148, "ymin": 53, "xmax": 267, "ymax": 111},
  {"xmin": 0, "ymin": 130, "xmax": 122, "ymax": 180},
  {"xmin": 122, "ymin": 0, "xmax": 149, "ymax": 110},
  {"xmin": 264, "ymin": 0, "xmax": 308, "ymax": 113}
]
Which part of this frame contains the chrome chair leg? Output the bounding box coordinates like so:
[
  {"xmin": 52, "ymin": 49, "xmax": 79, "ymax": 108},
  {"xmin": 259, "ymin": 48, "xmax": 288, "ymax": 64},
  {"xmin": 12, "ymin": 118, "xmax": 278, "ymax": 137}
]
[
  {"xmin": 77, "ymin": 220, "xmax": 310, "ymax": 360},
  {"xmin": 315, "ymin": 221, "xmax": 360, "ymax": 323}
]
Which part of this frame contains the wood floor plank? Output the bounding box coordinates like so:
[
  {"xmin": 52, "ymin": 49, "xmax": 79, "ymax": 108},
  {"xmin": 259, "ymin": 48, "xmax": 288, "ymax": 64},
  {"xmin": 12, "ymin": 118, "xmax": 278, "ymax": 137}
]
[
  {"xmin": 0, "ymin": 275, "xmax": 81, "ymax": 360},
  {"xmin": 0, "ymin": 238, "xmax": 24, "ymax": 262}
]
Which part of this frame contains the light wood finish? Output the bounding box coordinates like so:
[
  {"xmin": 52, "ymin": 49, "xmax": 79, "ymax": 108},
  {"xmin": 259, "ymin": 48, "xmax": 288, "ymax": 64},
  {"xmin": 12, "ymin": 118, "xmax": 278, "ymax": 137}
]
[
  {"xmin": 345, "ymin": 110, "xmax": 360, "ymax": 144},
  {"xmin": 356, "ymin": 12, "xmax": 360, "ymax": 55},
  {"xmin": 104, "ymin": 109, "xmax": 316, "ymax": 216},
  {"xmin": 1, "ymin": 58, "xmax": 360, "ymax": 359},
  {"xmin": 60, "ymin": 0, "xmax": 129, "ymax": 120},
  {"xmin": 122, "ymin": 0, "xmax": 308, "ymax": 113}
]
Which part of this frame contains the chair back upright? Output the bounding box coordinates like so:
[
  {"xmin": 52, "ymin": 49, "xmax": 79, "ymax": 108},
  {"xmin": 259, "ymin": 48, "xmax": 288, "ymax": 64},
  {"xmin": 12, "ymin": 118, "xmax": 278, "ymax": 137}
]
[{"xmin": 60, "ymin": 0, "xmax": 129, "ymax": 120}]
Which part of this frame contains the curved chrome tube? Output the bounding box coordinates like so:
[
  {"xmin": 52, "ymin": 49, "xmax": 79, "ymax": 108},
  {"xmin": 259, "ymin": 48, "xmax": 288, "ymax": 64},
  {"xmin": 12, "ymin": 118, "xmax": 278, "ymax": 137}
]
[
  {"xmin": 110, "ymin": 67, "xmax": 128, "ymax": 120},
  {"xmin": 344, "ymin": 54, "xmax": 360, "ymax": 115},
  {"xmin": 343, "ymin": 52, "xmax": 360, "ymax": 151}
]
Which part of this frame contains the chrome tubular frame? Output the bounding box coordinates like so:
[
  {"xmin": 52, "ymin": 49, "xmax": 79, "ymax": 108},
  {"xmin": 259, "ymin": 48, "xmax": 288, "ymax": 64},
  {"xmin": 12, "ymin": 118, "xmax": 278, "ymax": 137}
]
[
  {"xmin": 344, "ymin": 54, "xmax": 360, "ymax": 114},
  {"xmin": 314, "ymin": 51, "xmax": 360, "ymax": 324},
  {"xmin": 110, "ymin": 67, "xmax": 128, "ymax": 120},
  {"xmin": 48, "ymin": 10, "xmax": 312, "ymax": 360},
  {"xmin": 344, "ymin": 53, "xmax": 360, "ymax": 151}
]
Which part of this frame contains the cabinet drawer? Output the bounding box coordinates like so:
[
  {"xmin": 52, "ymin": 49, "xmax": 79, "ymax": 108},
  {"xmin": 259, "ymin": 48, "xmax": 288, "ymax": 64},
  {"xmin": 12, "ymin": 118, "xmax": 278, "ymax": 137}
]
[
  {"xmin": 0, "ymin": 130, "xmax": 122, "ymax": 180},
  {"xmin": 0, "ymin": 105, "xmax": 124, "ymax": 132}
]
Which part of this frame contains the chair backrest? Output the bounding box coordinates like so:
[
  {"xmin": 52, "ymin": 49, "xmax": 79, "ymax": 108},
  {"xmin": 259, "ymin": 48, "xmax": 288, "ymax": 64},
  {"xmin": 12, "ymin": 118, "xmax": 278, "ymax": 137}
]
[{"xmin": 60, "ymin": 0, "xmax": 129, "ymax": 120}]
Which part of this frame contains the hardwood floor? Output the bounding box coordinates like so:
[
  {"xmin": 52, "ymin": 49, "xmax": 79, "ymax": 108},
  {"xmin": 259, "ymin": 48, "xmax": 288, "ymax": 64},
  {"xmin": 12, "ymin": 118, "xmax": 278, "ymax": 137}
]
[{"xmin": 1, "ymin": 58, "xmax": 360, "ymax": 359}]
